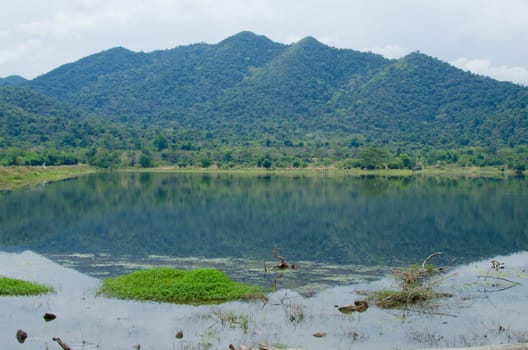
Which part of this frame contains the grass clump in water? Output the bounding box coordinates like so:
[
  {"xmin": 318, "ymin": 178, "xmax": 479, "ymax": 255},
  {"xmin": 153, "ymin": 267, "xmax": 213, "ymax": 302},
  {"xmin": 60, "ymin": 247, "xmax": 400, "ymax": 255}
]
[
  {"xmin": 99, "ymin": 268, "xmax": 265, "ymax": 304},
  {"xmin": 369, "ymin": 262, "xmax": 450, "ymax": 309},
  {"xmin": 0, "ymin": 276, "xmax": 54, "ymax": 296}
]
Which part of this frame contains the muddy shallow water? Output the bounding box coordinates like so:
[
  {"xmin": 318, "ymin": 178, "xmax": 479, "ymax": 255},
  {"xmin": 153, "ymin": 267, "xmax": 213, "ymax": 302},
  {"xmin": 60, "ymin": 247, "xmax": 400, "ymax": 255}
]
[{"xmin": 1, "ymin": 250, "xmax": 527, "ymax": 350}]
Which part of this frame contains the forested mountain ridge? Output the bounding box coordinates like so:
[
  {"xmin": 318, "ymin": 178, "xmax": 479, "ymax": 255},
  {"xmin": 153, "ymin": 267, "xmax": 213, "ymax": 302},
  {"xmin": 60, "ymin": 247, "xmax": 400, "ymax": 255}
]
[
  {"xmin": 1, "ymin": 31, "xmax": 527, "ymax": 169},
  {"xmin": 0, "ymin": 75, "xmax": 27, "ymax": 87}
]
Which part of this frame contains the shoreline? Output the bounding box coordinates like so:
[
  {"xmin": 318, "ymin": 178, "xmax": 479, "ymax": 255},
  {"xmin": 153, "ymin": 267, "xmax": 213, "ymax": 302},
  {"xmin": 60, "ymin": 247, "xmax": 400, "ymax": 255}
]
[
  {"xmin": 0, "ymin": 164, "xmax": 523, "ymax": 190},
  {"xmin": 0, "ymin": 164, "xmax": 96, "ymax": 191}
]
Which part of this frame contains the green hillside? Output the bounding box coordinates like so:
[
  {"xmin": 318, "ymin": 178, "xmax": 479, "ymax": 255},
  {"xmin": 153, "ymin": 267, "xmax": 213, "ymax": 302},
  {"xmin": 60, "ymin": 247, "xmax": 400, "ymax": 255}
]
[
  {"xmin": 0, "ymin": 87, "xmax": 149, "ymax": 167},
  {"xmin": 0, "ymin": 75, "xmax": 27, "ymax": 87},
  {"xmin": 1, "ymin": 31, "xmax": 526, "ymax": 170}
]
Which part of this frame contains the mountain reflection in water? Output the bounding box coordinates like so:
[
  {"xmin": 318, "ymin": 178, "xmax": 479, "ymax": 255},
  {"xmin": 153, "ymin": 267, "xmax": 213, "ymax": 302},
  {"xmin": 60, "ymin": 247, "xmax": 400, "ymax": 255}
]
[{"xmin": 0, "ymin": 173, "xmax": 527, "ymax": 279}]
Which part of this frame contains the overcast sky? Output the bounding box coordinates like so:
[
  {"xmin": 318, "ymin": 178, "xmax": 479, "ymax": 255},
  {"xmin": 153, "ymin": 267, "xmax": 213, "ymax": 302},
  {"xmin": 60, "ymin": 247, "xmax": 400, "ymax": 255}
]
[{"xmin": 1, "ymin": 0, "xmax": 527, "ymax": 85}]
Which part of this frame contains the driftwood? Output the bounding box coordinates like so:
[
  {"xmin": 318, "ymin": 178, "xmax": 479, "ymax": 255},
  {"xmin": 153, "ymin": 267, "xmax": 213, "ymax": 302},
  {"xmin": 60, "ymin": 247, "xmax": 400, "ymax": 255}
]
[
  {"xmin": 52, "ymin": 337, "xmax": 72, "ymax": 350},
  {"xmin": 229, "ymin": 345, "xmax": 305, "ymax": 350},
  {"xmin": 417, "ymin": 343, "xmax": 528, "ymax": 350},
  {"xmin": 490, "ymin": 259, "xmax": 505, "ymax": 271},
  {"xmin": 271, "ymin": 246, "xmax": 295, "ymax": 270},
  {"xmin": 336, "ymin": 300, "xmax": 368, "ymax": 314}
]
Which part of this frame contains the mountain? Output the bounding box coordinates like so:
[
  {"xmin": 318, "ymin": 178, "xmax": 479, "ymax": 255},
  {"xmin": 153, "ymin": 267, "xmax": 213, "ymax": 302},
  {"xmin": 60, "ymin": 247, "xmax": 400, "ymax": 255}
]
[
  {"xmin": 1, "ymin": 31, "xmax": 526, "ymax": 169},
  {"xmin": 28, "ymin": 31, "xmax": 287, "ymax": 122},
  {"xmin": 0, "ymin": 75, "xmax": 27, "ymax": 86}
]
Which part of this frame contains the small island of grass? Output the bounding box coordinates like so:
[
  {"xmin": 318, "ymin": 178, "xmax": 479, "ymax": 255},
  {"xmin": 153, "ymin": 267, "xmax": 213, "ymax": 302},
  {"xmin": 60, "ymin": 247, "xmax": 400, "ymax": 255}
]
[
  {"xmin": 0, "ymin": 276, "xmax": 54, "ymax": 296},
  {"xmin": 99, "ymin": 268, "xmax": 265, "ymax": 304}
]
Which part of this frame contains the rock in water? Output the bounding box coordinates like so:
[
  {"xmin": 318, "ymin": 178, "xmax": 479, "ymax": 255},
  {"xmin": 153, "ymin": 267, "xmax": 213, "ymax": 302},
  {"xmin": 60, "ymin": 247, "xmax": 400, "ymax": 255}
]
[
  {"xmin": 43, "ymin": 312, "xmax": 57, "ymax": 322},
  {"xmin": 16, "ymin": 329, "xmax": 28, "ymax": 343}
]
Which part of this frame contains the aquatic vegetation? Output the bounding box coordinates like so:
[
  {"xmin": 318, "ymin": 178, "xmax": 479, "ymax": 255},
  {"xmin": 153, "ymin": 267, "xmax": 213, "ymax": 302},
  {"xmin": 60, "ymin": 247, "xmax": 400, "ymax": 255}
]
[
  {"xmin": 0, "ymin": 276, "xmax": 54, "ymax": 296},
  {"xmin": 211, "ymin": 310, "xmax": 249, "ymax": 333},
  {"xmin": 99, "ymin": 268, "xmax": 265, "ymax": 304},
  {"xmin": 369, "ymin": 258, "xmax": 451, "ymax": 309}
]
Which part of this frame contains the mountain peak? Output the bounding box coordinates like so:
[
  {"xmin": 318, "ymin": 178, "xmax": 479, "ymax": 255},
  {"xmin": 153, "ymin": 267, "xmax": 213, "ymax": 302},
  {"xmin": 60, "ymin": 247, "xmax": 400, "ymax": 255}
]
[
  {"xmin": 219, "ymin": 31, "xmax": 273, "ymax": 46},
  {"xmin": 294, "ymin": 36, "xmax": 326, "ymax": 48}
]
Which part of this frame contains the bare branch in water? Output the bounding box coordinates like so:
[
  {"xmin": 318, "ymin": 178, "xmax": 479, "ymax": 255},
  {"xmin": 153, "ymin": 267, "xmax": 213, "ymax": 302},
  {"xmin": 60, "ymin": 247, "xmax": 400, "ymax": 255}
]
[{"xmin": 421, "ymin": 252, "xmax": 444, "ymax": 268}]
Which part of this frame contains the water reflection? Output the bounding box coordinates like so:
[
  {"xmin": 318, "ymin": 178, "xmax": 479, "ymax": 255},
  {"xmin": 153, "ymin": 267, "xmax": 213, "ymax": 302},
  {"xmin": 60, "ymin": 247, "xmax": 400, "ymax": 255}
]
[{"xmin": 1, "ymin": 173, "xmax": 527, "ymax": 277}]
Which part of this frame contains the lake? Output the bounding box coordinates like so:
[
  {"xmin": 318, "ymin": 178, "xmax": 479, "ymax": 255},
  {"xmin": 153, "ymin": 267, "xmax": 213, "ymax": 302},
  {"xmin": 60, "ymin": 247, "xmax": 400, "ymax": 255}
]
[{"xmin": 1, "ymin": 172, "xmax": 528, "ymax": 349}]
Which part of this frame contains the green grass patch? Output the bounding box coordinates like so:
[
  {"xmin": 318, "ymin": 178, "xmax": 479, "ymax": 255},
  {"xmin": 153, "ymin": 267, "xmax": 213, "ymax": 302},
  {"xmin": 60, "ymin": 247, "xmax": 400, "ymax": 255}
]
[
  {"xmin": 0, "ymin": 165, "xmax": 96, "ymax": 190},
  {"xmin": 0, "ymin": 276, "xmax": 54, "ymax": 296},
  {"xmin": 99, "ymin": 268, "xmax": 265, "ymax": 304}
]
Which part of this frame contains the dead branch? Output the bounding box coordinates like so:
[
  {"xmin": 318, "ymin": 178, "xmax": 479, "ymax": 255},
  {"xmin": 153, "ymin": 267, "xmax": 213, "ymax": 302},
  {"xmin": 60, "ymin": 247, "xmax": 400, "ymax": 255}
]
[
  {"xmin": 272, "ymin": 246, "xmax": 289, "ymax": 269},
  {"xmin": 426, "ymin": 272, "xmax": 458, "ymax": 287},
  {"xmin": 271, "ymin": 246, "xmax": 295, "ymax": 270},
  {"xmin": 478, "ymin": 275, "xmax": 521, "ymax": 285},
  {"xmin": 421, "ymin": 252, "xmax": 444, "ymax": 268},
  {"xmin": 406, "ymin": 307, "xmax": 458, "ymax": 318},
  {"xmin": 52, "ymin": 337, "xmax": 72, "ymax": 350},
  {"xmin": 490, "ymin": 259, "xmax": 505, "ymax": 271}
]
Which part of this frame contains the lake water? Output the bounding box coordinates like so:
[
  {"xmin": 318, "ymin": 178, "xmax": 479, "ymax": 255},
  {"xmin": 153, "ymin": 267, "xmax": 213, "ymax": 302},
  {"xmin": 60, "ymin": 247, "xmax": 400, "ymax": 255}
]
[
  {"xmin": 1, "ymin": 173, "xmax": 528, "ymax": 349},
  {"xmin": 1, "ymin": 172, "xmax": 527, "ymax": 282}
]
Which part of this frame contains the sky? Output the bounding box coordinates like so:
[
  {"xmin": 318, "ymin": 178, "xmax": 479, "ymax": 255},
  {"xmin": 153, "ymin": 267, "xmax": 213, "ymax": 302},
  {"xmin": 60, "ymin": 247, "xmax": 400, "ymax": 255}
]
[{"xmin": 1, "ymin": 0, "xmax": 527, "ymax": 85}]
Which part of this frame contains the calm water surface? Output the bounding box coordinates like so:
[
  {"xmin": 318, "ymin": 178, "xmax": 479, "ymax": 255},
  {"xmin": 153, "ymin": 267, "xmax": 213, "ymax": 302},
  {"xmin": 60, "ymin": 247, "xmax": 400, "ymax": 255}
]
[
  {"xmin": 1, "ymin": 172, "xmax": 527, "ymax": 285},
  {"xmin": 1, "ymin": 173, "xmax": 528, "ymax": 349}
]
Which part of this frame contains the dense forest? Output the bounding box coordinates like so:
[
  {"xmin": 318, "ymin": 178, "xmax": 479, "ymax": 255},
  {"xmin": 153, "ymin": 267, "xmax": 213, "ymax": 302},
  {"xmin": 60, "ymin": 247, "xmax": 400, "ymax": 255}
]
[{"xmin": 1, "ymin": 31, "xmax": 527, "ymax": 170}]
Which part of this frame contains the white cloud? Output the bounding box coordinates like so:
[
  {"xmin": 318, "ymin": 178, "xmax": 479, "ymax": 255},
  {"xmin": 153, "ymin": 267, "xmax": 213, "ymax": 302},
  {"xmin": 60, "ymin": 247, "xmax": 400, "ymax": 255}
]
[
  {"xmin": 452, "ymin": 57, "xmax": 528, "ymax": 86},
  {"xmin": 0, "ymin": 39, "xmax": 42, "ymax": 65},
  {"xmin": 362, "ymin": 45, "xmax": 409, "ymax": 60},
  {"xmin": 0, "ymin": 0, "xmax": 528, "ymax": 81}
]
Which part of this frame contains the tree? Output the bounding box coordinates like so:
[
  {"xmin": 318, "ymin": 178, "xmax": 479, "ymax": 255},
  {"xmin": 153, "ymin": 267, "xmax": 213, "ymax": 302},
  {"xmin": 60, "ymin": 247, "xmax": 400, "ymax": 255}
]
[
  {"xmin": 153, "ymin": 135, "xmax": 168, "ymax": 151},
  {"xmin": 139, "ymin": 151, "xmax": 154, "ymax": 168},
  {"xmin": 359, "ymin": 147, "xmax": 389, "ymax": 169}
]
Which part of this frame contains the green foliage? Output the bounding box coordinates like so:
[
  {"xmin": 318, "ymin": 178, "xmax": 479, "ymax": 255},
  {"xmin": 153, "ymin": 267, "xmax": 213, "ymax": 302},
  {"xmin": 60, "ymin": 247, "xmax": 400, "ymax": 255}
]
[
  {"xmin": 0, "ymin": 276, "xmax": 54, "ymax": 296},
  {"xmin": 153, "ymin": 135, "xmax": 168, "ymax": 151},
  {"xmin": 359, "ymin": 147, "xmax": 389, "ymax": 169},
  {"xmin": 99, "ymin": 268, "xmax": 265, "ymax": 304},
  {"xmin": 0, "ymin": 32, "xmax": 527, "ymax": 169},
  {"xmin": 139, "ymin": 151, "xmax": 154, "ymax": 168}
]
